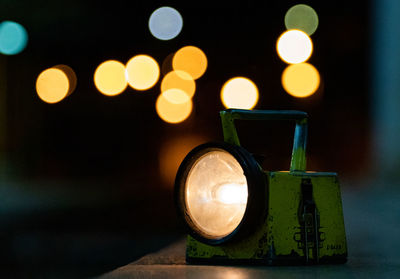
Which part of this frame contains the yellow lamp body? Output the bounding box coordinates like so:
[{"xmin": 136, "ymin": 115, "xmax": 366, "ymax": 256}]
[
  {"xmin": 179, "ymin": 109, "xmax": 347, "ymax": 264},
  {"xmin": 186, "ymin": 171, "xmax": 347, "ymax": 264}
]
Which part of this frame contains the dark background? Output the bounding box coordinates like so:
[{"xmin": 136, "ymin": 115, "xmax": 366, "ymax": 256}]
[{"xmin": 0, "ymin": 0, "xmax": 373, "ymax": 278}]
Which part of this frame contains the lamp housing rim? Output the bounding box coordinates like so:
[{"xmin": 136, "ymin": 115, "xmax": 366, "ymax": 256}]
[{"xmin": 174, "ymin": 141, "xmax": 267, "ymax": 245}]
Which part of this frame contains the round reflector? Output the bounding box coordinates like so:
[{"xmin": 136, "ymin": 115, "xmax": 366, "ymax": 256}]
[{"xmin": 175, "ymin": 142, "xmax": 266, "ymax": 245}]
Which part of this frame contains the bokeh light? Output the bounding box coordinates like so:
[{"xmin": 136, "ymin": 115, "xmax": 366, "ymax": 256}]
[
  {"xmin": 285, "ymin": 4, "xmax": 319, "ymax": 36},
  {"xmin": 282, "ymin": 63, "xmax": 320, "ymax": 98},
  {"xmin": 0, "ymin": 21, "xmax": 28, "ymax": 55},
  {"xmin": 221, "ymin": 77, "xmax": 259, "ymax": 109},
  {"xmin": 54, "ymin": 64, "xmax": 77, "ymax": 95},
  {"xmin": 94, "ymin": 60, "xmax": 127, "ymax": 96},
  {"xmin": 161, "ymin": 52, "xmax": 175, "ymax": 76},
  {"xmin": 126, "ymin": 55, "xmax": 160, "ymax": 91},
  {"xmin": 172, "ymin": 46, "xmax": 207, "ymax": 80},
  {"xmin": 36, "ymin": 65, "xmax": 77, "ymax": 104},
  {"xmin": 277, "ymin": 29, "xmax": 313, "ymax": 64},
  {"xmin": 149, "ymin": 7, "xmax": 183, "ymax": 40},
  {"xmin": 161, "ymin": 88, "xmax": 190, "ymax": 104},
  {"xmin": 156, "ymin": 92, "xmax": 192, "ymax": 123},
  {"xmin": 161, "ymin": 70, "xmax": 196, "ymax": 98}
]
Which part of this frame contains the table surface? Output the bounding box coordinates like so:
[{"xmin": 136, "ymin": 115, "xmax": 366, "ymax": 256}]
[{"xmin": 98, "ymin": 182, "xmax": 400, "ymax": 279}]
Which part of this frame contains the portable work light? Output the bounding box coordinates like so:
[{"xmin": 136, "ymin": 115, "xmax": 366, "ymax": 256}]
[{"xmin": 175, "ymin": 109, "xmax": 347, "ymax": 265}]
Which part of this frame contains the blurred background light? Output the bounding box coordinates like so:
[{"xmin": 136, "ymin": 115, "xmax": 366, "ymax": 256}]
[
  {"xmin": 281, "ymin": 62, "xmax": 320, "ymax": 98},
  {"xmin": 149, "ymin": 6, "xmax": 183, "ymax": 40},
  {"xmin": 285, "ymin": 4, "xmax": 319, "ymax": 36},
  {"xmin": 277, "ymin": 29, "xmax": 313, "ymax": 64},
  {"xmin": 220, "ymin": 77, "xmax": 259, "ymax": 109},
  {"xmin": 158, "ymin": 134, "xmax": 207, "ymax": 188},
  {"xmin": 36, "ymin": 65, "xmax": 77, "ymax": 104},
  {"xmin": 161, "ymin": 88, "xmax": 190, "ymax": 104},
  {"xmin": 156, "ymin": 92, "xmax": 192, "ymax": 123},
  {"xmin": 55, "ymin": 64, "xmax": 77, "ymax": 95},
  {"xmin": 94, "ymin": 60, "xmax": 127, "ymax": 96},
  {"xmin": 172, "ymin": 46, "xmax": 207, "ymax": 80},
  {"xmin": 161, "ymin": 52, "xmax": 175, "ymax": 76},
  {"xmin": 126, "ymin": 55, "xmax": 160, "ymax": 91},
  {"xmin": 161, "ymin": 70, "xmax": 196, "ymax": 99},
  {"xmin": 0, "ymin": 21, "xmax": 28, "ymax": 55}
]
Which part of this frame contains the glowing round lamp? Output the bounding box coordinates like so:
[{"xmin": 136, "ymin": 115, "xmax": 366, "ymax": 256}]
[
  {"xmin": 277, "ymin": 30, "xmax": 313, "ymax": 64},
  {"xmin": 0, "ymin": 21, "xmax": 28, "ymax": 55},
  {"xmin": 175, "ymin": 142, "xmax": 265, "ymax": 244},
  {"xmin": 149, "ymin": 7, "xmax": 183, "ymax": 40}
]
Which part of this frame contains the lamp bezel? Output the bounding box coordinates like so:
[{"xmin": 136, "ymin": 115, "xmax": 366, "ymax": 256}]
[{"xmin": 174, "ymin": 141, "xmax": 267, "ymax": 245}]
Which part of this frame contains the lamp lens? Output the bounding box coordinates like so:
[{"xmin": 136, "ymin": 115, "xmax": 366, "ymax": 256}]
[{"xmin": 185, "ymin": 150, "xmax": 248, "ymax": 239}]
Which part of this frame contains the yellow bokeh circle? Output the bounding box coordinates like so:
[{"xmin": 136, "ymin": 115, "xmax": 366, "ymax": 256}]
[
  {"xmin": 126, "ymin": 55, "xmax": 160, "ymax": 90},
  {"xmin": 282, "ymin": 63, "xmax": 320, "ymax": 98},
  {"xmin": 36, "ymin": 68, "xmax": 71, "ymax": 104},
  {"xmin": 161, "ymin": 88, "xmax": 191, "ymax": 104},
  {"xmin": 161, "ymin": 70, "xmax": 196, "ymax": 98},
  {"xmin": 221, "ymin": 77, "xmax": 259, "ymax": 109},
  {"xmin": 172, "ymin": 46, "xmax": 207, "ymax": 80},
  {"xmin": 277, "ymin": 29, "xmax": 313, "ymax": 64},
  {"xmin": 156, "ymin": 93, "xmax": 192, "ymax": 123},
  {"xmin": 94, "ymin": 60, "xmax": 127, "ymax": 96}
]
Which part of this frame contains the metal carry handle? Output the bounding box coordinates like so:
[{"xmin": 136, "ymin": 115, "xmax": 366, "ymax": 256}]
[{"xmin": 220, "ymin": 109, "xmax": 308, "ymax": 172}]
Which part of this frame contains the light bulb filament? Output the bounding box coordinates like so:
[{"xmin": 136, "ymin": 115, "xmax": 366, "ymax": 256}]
[{"xmin": 214, "ymin": 183, "xmax": 248, "ymax": 205}]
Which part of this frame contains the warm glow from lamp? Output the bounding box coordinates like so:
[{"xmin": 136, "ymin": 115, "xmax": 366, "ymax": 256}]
[
  {"xmin": 215, "ymin": 183, "xmax": 248, "ymax": 205},
  {"xmin": 36, "ymin": 69, "xmax": 69, "ymax": 104},
  {"xmin": 221, "ymin": 77, "xmax": 259, "ymax": 109},
  {"xmin": 186, "ymin": 150, "xmax": 248, "ymax": 237},
  {"xmin": 126, "ymin": 55, "xmax": 160, "ymax": 90},
  {"xmin": 94, "ymin": 60, "xmax": 127, "ymax": 96},
  {"xmin": 277, "ymin": 29, "xmax": 313, "ymax": 64},
  {"xmin": 285, "ymin": 4, "xmax": 319, "ymax": 35},
  {"xmin": 161, "ymin": 70, "xmax": 196, "ymax": 98},
  {"xmin": 282, "ymin": 63, "xmax": 320, "ymax": 98},
  {"xmin": 172, "ymin": 46, "xmax": 207, "ymax": 80},
  {"xmin": 159, "ymin": 134, "xmax": 206, "ymax": 188},
  {"xmin": 156, "ymin": 93, "xmax": 192, "ymax": 123}
]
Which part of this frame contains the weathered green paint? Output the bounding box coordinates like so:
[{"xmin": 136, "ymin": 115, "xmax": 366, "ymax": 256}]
[
  {"xmin": 187, "ymin": 171, "xmax": 347, "ymax": 264},
  {"xmin": 186, "ymin": 109, "xmax": 347, "ymax": 264}
]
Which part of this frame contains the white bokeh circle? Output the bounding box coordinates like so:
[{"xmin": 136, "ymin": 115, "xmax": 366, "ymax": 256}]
[{"xmin": 149, "ymin": 7, "xmax": 183, "ymax": 40}]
